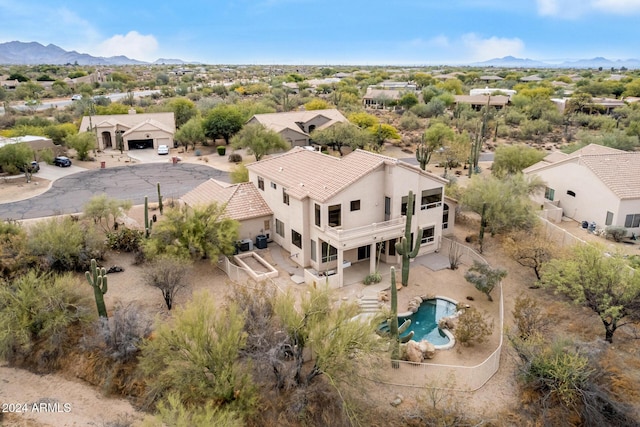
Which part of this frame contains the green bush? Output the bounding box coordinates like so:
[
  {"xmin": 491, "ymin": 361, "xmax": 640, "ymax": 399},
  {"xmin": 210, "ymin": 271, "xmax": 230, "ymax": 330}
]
[
  {"xmin": 217, "ymin": 145, "xmax": 226, "ymax": 156},
  {"xmin": 363, "ymin": 271, "xmax": 382, "ymax": 285},
  {"xmin": 454, "ymin": 307, "xmax": 493, "ymax": 346},
  {"xmin": 106, "ymin": 227, "xmax": 144, "ymax": 252},
  {"xmin": 0, "ymin": 271, "xmax": 93, "ymax": 369},
  {"xmin": 26, "ymin": 217, "xmax": 105, "ymax": 272},
  {"xmin": 604, "ymin": 226, "xmax": 627, "ymax": 242}
]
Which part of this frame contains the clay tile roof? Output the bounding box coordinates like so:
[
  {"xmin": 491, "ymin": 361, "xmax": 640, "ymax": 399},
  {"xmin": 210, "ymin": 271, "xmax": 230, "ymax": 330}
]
[
  {"xmin": 578, "ymin": 153, "xmax": 640, "ymax": 199},
  {"xmin": 247, "ymin": 147, "xmax": 444, "ymax": 203},
  {"xmin": 181, "ymin": 180, "xmax": 272, "ymax": 221}
]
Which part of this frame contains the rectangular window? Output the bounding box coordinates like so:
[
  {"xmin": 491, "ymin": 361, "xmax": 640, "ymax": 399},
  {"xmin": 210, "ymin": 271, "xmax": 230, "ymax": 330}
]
[
  {"xmin": 328, "ymin": 204, "xmax": 341, "ymax": 227},
  {"xmin": 384, "ymin": 196, "xmax": 391, "ymax": 221},
  {"xmin": 264, "ymin": 219, "xmax": 270, "ymax": 230},
  {"xmin": 442, "ymin": 203, "xmax": 449, "ymax": 230},
  {"xmin": 257, "ymin": 176, "xmax": 264, "ymax": 191},
  {"xmin": 350, "ymin": 200, "xmax": 361, "ymax": 211},
  {"xmin": 271, "ymin": 181, "xmax": 277, "ymax": 189},
  {"xmin": 605, "ymin": 211, "xmax": 613, "ymax": 226},
  {"xmin": 321, "ymin": 241, "xmax": 338, "ymax": 262},
  {"xmin": 544, "ymin": 187, "xmax": 555, "ymax": 201},
  {"xmin": 421, "ymin": 226, "xmax": 435, "ymax": 244},
  {"xmin": 282, "ymin": 188, "xmax": 289, "ymax": 205},
  {"xmin": 401, "ymin": 195, "xmax": 416, "ymax": 216},
  {"xmin": 310, "ymin": 239, "xmax": 316, "ymax": 261},
  {"xmin": 291, "ymin": 229, "xmax": 302, "ymax": 248},
  {"xmin": 421, "ymin": 188, "xmax": 442, "ymax": 210},
  {"xmin": 315, "ymin": 203, "xmax": 321, "ymax": 227},
  {"xmin": 625, "ymin": 214, "xmax": 640, "ymax": 228},
  {"xmin": 275, "ymin": 219, "xmax": 285, "ymax": 237}
]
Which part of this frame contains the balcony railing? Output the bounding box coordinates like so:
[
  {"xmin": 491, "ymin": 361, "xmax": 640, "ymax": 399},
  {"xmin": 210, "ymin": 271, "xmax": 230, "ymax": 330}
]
[{"xmin": 324, "ymin": 216, "xmax": 406, "ymax": 246}]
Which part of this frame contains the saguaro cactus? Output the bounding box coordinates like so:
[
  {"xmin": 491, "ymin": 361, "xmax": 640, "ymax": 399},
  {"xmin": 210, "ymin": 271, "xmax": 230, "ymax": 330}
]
[
  {"xmin": 144, "ymin": 196, "xmax": 152, "ymax": 237},
  {"xmin": 86, "ymin": 258, "xmax": 108, "ymax": 318},
  {"xmin": 415, "ymin": 142, "xmax": 429, "ymax": 171},
  {"xmin": 390, "ymin": 266, "xmax": 414, "ymax": 368},
  {"xmin": 395, "ymin": 190, "xmax": 422, "ymax": 286},
  {"xmin": 157, "ymin": 182, "xmax": 163, "ymax": 215}
]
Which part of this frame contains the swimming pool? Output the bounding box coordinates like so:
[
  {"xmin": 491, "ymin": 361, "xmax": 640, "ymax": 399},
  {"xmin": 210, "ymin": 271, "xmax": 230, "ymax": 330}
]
[{"xmin": 399, "ymin": 298, "xmax": 458, "ymax": 347}]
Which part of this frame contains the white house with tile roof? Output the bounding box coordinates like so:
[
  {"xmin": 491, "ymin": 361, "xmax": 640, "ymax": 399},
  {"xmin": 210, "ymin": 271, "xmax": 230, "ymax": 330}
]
[
  {"xmin": 246, "ymin": 109, "xmax": 347, "ymax": 147},
  {"xmin": 246, "ymin": 147, "xmax": 451, "ymax": 287},
  {"xmin": 79, "ymin": 112, "xmax": 175, "ymax": 152},
  {"xmin": 181, "ymin": 179, "xmax": 273, "ymax": 241},
  {"xmin": 524, "ymin": 144, "xmax": 640, "ymax": 232}
]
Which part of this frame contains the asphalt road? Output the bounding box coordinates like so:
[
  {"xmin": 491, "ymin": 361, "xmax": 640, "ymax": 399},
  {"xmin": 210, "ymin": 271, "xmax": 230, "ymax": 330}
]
[{"xmin": 0, "ymin": 163, "xmax": 229, "ymax": 220}]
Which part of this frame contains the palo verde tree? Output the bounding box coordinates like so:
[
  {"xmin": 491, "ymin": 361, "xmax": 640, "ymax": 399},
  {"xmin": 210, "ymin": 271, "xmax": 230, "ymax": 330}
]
[
  {"xmin": 416, "ymin": 122, "xmax": 455, "ymax": 170},
  {"xmin": 491, "ymin": 144, "xmax": 546, "ymax": 178},
  {"xmin": 174, "ymin": 116, "xmax": 204, "ymax": 152},
  {"xmin": 144, "ymin": 203, "xmax": 239, "ymax": 263},
  {"xmin": 461, "ymin": 173, "xmax": 546, "ymax": 237},
  {"xmin": 83, "ymin": 194, "xmax": 132, "ymax": 232},
  {"xmin": 540, "ymin": 243, "xmax": 640, "ymax": 343},
  {"xmin": 66, "ymin": 131, "xmax": 96, "ymax": 161},
  {"xmin": 464, "ymin": 261, "xmax": 507, "ymax": 302},
  {"xmin": 503, "ymin": 224, "xmax": 561, "ymax": 280},
  {"xmin": 230, "ymin": 122, "xmax": 289, "ymax": 161},
  {"xmin": 143, "ymin": 255, "xmax": 190, "ymax": 310}
]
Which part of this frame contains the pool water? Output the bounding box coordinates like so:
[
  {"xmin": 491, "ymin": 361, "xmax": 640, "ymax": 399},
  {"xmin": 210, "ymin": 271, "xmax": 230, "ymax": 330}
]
[{"xmin": 399, "ymin": 299, "xmax": 458, "ymax": 345}]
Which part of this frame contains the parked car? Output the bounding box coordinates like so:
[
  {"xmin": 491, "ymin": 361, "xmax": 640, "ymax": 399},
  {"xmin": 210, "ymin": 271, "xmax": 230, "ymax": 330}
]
[
  {"xmin": 71, "ymin": 94, "xmax": 82, "ymax": 101},
  {"xmin": 157, "ymin": 144, "xmax": 170, "ymax": 155},
  {"xmin": 53, "ymin": 156, "xmax": 72, "ymax": 167},
  {"xmin": 18, "ymin": 161, "xmax": 40, "ymax": 173}
]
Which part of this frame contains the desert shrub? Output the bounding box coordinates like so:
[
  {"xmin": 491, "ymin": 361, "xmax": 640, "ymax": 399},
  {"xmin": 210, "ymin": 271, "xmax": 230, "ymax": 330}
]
[
  {"xmin": 605, "ymin": 226, "xmax": 627, "ymax": 242},
  {"xmin": 363, "ymin": 271, "xmax": 382, "ymax": 285},
  {"xmin": 38, "ymin": 147, "xmax": 54, "ymax": 164},
  {"xmin": 194, "ymin": 149, "xmax": 202, "ymax": 156},
  {"xmin": 505, "ymin": 109, "xmax": 527, "ymax": 126},
  {"xmin": 139, "ymin": 291, "xmax": 257, "ymax": 415},
  {"xmin": 409, "ymin": 103, "xmax": 429, "ymax": 118},
  {"xmin": 141, "ymin": 393, "xmax": 243, "ymax": 427},
  {"xmin": 464, "ymin": 261, "xmax": 507, "ymax": 301},
  {"xmin": 0, "ymin": 271, "xmax": 93, "ymax": 370},
  {"xmin": 143, "ymin": 255, "xmax": 191, "ymax": 310},
  {"xmin": 228, "ymin": 152, "xmax": 242, "ymax": 163},
  {"xmin": 399, "ymin": 112, "xmax": 422, "ymax": 131},
  {"xmin": 0, "ymin": 220, "xmax": 33, "ymax": 278},
  {"xmin": 512, "ymin": 295, "xmax": 549, "ymax": 339},
  {"xmin": 230, "ymin": 162, "xmax": 248, "ymax": 184},
  {"xmin": 81, "ymin": 303, "xmax": 152, "ymax": 362},
  {"xmin": 454, "ymin": 307, "xmax": 493, "ymax": 346},
  {"xmin": 520, "ymin": 119, "xmax": 552, "ymax": 142},
  {"xmin": 106, "ymin": 227, "xmax": 144, "ymax": 252},
  {"xmin": 26, "ymin": 216, "xmax": 105, "ymax": 272},
  {"xmin": 423, "ymin": 98, "xmax": 447, "ymax": 117}
]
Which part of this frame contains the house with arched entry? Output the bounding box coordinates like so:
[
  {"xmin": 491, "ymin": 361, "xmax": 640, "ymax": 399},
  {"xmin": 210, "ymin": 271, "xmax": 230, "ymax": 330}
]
[{"xmin": 78, "ymin": 111, "xmax": 175, "ymax": 152}]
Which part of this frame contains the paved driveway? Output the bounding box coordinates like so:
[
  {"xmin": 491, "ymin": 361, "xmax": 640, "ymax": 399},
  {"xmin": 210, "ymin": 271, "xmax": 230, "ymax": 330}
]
[{"xmin": 0, "ymin": 163, "xmax": 228, "ymax": 220}]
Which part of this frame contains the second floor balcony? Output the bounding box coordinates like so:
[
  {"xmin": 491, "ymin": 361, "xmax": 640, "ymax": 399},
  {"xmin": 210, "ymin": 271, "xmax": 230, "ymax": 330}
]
[{"xmin": 324, "ymin": 216, "xmax": 406, "ymax": 248}]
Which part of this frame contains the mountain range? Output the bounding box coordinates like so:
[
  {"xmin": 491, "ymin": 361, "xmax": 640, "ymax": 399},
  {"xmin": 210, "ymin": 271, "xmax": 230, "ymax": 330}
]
[
  {"xmin": 0, "ymin": 41, "xmax": 188, "ymax": 65},
  {"xmin": 474, "ymin": 55, "xmax": 640, "ymax": 69}
]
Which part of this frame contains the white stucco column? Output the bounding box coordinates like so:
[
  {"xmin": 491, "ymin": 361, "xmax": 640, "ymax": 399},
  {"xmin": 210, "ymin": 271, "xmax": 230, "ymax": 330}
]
[
  {"xmin": 369, "ymin": 242, "xmax": 376, "ymax": 274},
  {"xmin": 337, "ymin": 249, "xmax": 344, "ymax": 288}
]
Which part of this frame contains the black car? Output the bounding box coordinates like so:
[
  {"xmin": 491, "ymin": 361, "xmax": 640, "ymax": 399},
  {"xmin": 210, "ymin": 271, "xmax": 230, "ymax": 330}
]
[{"xmin": 53, "ymin": 156, "xmax": 72, "ymax": 167}]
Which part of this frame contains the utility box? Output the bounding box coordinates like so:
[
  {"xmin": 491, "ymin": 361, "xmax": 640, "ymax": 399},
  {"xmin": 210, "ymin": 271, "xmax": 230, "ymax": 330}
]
[
  {"xmin": 255, "ymin": 235, "xmax": 268, "ymax": 249},
  {"xmin": 239, "ymin": 238, "xmax": 253, "ymax": 252}
]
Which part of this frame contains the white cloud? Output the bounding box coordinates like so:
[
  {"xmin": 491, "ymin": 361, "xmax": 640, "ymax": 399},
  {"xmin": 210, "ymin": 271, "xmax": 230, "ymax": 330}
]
[
  {"xmin": 537, "ymin": 0, "xmax": 640, "ymax": 17},
  {"xmin": 592, "ymin": 0, "xmax": 640, "ymax": 13},
  {"xmin": 97, "ymin": 31, "xmax": 158, "ymax": 61},
  {"xmin": 461, "ymin": 34, "xmax": 525, "ymax": 62}
]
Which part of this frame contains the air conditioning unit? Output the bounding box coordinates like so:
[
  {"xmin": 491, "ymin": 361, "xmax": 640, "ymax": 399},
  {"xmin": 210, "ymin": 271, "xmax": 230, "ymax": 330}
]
[{"xmin": 239, "ymin": 238, "xmax": 253, "ymax": 252}]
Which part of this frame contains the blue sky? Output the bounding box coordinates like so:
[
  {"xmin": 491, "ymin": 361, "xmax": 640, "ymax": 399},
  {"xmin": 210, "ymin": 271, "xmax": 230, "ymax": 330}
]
[{"xmin": 1, "ymin": 0, "xmax": 640, "ymax": 64}]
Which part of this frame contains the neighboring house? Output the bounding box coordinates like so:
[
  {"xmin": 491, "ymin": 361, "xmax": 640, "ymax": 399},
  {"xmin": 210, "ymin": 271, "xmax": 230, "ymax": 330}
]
[
  {"xmin": 520, "ymin": 75, "xmax": 543, "ymax": 82},
  {"xmin": 0, "ymin": 79, "xmax": 20, "ymax": 90},
  {"xmin": 524, "ymin": 144, "xmax": 640, "ymax": 231},
  {"xmin": 181, "ymin": 179, "xmax": 273, "ymax": 241},
  {"xmin": 551, "ymin": 97, "xmax": 626, "ymax": 114},
  {"xmin": 362, "ymin": 88, "xmax": 403, "ymax": 108},
  {"xmin": 479, "ymin": 75, "xmax": 504, "ymax": 82},
  {"xmin": 78, "ymin": 112, "xmax": 175, "ymax": 151},
  {"xmin": 469, "ymin": 88, "xmax": 517, "ymax": 98},
  {"xmin": 453, "ymin": 95, "xmax": 510, "ymax": 110},
  {"xmin": 377, "ymin": 81, "xmax": 418, "ymax": 91},
  {"xmin": 245, "ymin": 147, "xmax": 453, "ymax": 287},
  {"xmin": 247, "ymin": 109, "xmax": 348, "ymax": 147},
  {"xmin": 0, "ymin": 135, "xmax": 62, "ymax": 157}
]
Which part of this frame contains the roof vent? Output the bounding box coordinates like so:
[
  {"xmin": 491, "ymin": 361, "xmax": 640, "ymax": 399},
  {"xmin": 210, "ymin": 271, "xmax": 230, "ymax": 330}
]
[{"xmin": 279, "ymin": 167, "xmax": 283, "ymax": 172}]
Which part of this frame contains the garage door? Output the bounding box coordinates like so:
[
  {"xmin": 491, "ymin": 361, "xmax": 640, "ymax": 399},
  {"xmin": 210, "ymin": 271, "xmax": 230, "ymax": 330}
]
[{"xmin": 128, "ymin": 139, "xmax": 154, "ymax": 150}]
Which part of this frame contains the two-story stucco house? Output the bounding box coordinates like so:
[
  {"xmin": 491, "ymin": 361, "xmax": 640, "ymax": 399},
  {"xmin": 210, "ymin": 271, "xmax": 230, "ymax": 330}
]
[
  {"xmin": 79, "ymin": 112, "xmax": 175, "ymax": 152},
  {"xmin": 245, "ymin": 147, "xmax": 452, "ymax": 287},
  {"xmin": 524, "ymin": 144, "xmax": 640, "ymax": 232}
]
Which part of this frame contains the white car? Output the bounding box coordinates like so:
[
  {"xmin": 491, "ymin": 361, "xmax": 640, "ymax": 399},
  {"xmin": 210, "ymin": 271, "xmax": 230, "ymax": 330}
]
[
  {"xmin": 157, "ymin": 145, "xmax": 170, "ymax": 155},
  {"xmin": 71, "ymin": 94, "xmax": 82, "ymax": 101}
]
